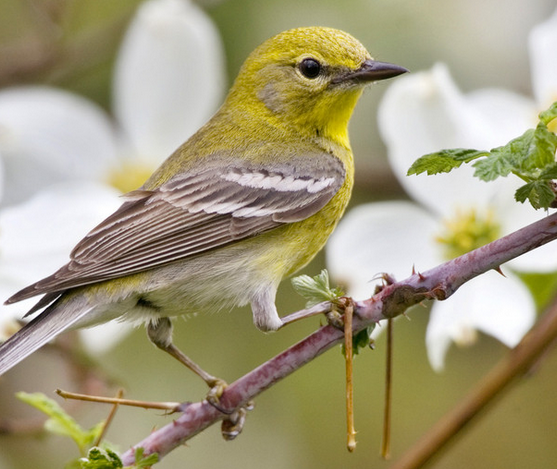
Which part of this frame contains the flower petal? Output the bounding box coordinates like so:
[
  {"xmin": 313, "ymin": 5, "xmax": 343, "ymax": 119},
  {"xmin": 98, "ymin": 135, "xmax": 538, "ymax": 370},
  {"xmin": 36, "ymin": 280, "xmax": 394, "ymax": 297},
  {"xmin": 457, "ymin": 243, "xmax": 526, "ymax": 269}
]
[
  {"xmin": 0, "ymin": 182, "xmax": 130, "ymax": 350},
  {"xmin": 0, "ymin": 87, "xmax": 118, "ymax": 206},
  {"xmin": 114, "ymin": 0, "xmax": 225, "ymax": 163},
  {"xmin": 467, "ymin": 88, "xmax": 537, "ymax": 139},
  {"xmin": 378, "ymin": 64, "xmax": 500, "ymax": 217},
  {"xmin": 327, "ymin": 201, "xmax": 440, "ymax": 300},
  {"xmin": 0, "ymin": 182, "xmax": 121, "ymax": 318},
  {"xmin": 426, "ymin": 270, "xmax": 535, "ymax": 371},
  {"xmin": 502, "ymin": 203, "xmax": 557, "ymax": 272},
  {"xmin": 529, "ymin": 6, "xmax": 557, "ymax": 107}
]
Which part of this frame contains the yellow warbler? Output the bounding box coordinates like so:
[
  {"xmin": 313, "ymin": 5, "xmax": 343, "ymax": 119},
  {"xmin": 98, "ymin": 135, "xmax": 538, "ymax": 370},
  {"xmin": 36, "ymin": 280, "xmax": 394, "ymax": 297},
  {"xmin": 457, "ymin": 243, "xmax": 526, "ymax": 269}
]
[{"xmin": 0, "ymin": 27, "xmax": 406, "ymax": 393}]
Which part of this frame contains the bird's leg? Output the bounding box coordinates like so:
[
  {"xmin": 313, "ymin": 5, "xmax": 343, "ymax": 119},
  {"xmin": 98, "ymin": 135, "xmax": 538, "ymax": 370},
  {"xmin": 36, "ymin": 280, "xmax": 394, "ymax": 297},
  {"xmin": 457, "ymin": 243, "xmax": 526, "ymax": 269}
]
[
  {"xmin": 147, "ymin": 317, "xmax": 252, "ymax": 439},
  {"xmin": 146, "ymin": 318, "xmax": 226, "ymax": 406},
  {"xmin": 252, "ymin": 285, "xmax": 345, "ymax": 330}
]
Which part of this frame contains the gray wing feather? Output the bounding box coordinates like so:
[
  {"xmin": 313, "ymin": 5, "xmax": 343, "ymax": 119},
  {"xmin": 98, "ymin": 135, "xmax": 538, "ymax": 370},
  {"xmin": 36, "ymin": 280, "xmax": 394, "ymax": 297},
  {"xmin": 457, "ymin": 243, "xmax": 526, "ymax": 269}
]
[{"xmin": 7, "ymin": 153, "xmax": 345, "ymax": 303}]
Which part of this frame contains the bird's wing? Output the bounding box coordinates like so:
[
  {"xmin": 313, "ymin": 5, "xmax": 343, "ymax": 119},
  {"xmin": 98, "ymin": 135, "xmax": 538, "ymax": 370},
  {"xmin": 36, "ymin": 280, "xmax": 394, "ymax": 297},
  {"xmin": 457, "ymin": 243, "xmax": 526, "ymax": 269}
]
[{"xmin": 8, "ymin": 152, "xmax": 345, "ymax": 303}]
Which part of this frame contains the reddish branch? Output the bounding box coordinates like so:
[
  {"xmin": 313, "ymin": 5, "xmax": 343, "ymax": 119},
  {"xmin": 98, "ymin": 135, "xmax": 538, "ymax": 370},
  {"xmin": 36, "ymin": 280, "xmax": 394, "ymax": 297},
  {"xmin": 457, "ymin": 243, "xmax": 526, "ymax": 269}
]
[{"xmin": 121, "ymin": 211, "xmax": 557, "ymax": 465}]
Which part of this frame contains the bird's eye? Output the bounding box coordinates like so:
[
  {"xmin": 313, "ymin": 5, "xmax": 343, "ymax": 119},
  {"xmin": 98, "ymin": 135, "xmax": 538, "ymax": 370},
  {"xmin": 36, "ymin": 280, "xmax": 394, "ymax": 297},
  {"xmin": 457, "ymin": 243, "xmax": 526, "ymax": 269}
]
[{"xmin": 299, "ymin": 58, "xmax": 322, "ymax": 79}]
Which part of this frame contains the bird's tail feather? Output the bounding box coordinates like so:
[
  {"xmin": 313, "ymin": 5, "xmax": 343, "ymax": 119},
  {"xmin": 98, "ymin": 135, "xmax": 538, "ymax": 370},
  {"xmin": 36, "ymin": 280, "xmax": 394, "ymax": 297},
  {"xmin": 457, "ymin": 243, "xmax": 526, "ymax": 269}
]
[{"xmin": 0, "ymin": 295, "xmax": 93, "ymax": 376}]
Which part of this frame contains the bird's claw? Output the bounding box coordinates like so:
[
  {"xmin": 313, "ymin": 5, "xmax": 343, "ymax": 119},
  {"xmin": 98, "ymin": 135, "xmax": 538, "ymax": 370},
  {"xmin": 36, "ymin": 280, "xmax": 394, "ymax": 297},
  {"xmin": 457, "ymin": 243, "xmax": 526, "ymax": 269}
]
[
  {"xmin": 205, "ymin": 379, "xmax": 255, "ymax": 440},
  {"xmin": 326, "ymin": 297, "xmax": 358, "ymax": 330},
  {"xmin": 221, "ymin": 401, "xmax": 254, "ymax": 441},
  {"xmin": 205, "ymin": 378, "xmax": 228, "ymax": 409},
  {"xmin": 325, "ymin": 310, "xmax": 345, "ymax": 330}
]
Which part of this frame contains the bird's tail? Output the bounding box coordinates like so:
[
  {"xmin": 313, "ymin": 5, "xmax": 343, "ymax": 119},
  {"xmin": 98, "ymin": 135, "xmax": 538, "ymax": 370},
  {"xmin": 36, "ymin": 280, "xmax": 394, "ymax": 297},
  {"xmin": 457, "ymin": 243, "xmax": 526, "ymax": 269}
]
[{"xmin": 0, "ymin": 294, "xmax": 93, "ymax": 376}]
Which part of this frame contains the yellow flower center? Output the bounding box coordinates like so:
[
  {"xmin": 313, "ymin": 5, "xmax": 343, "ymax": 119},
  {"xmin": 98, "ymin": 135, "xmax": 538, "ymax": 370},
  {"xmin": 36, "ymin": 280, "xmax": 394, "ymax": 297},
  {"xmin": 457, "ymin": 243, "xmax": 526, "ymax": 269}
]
[
  {"xmin": 436, "ymin": 208, "xmax": 501, "ymax": 260},
  {"xmin": 107, "ymin": 161, "xmax": 154, "ymax": 194}
]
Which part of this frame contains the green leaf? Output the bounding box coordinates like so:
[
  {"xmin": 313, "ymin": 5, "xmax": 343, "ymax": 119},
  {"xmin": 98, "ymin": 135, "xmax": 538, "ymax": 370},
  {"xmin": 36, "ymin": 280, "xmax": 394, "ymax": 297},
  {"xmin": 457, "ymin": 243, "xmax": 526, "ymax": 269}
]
[
  {"xmin": 17, "ymin": 392, "xmax": 103, "ymax": 455},
  {"xmin": 341, "ymin": 325, "xmax": 376, "ymax": 356},
  {"xmin": 80, "ymin": 448, "xmax": 123, "ymax": 469},
  {"xmin": 133, "ymin": 447, "xmax": 159, "ymax": 468},
  {"xmin": 291, "ymin": 269, "xmax": 343, "ymax": 308},
  {"xmin": 472, "ymin": 132, "xmax": 529, "ymax": 181},
  {"xmin": 516, "ymin": 270, "xmax": 557, "ymax": 311},
  {"xmin": 474, "ymin": 124, "xmax": 557, "ymax": 181},
  {"xmin": 539, "ymin": 162, "xmax": 557, "ymax": 180},
  {"xmin": 539, "ymin": 101, "xmax": 557, "ymax": 125},
  {"xmin": 514, "ymin": 180, "xmax": 556, "ymax": 210},
  {"xmin": 407, "ymin": 149, "xmax": 488, "ymax": 176},
  {"xmin": 524, "ymin": 122, "xmax": 557, "ymax": 171}
]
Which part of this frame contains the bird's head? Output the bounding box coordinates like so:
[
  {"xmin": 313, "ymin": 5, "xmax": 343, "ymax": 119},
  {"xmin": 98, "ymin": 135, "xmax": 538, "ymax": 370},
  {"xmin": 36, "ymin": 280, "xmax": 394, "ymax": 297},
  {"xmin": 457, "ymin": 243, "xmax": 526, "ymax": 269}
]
[{"xmin": 226, "ymin": 27, "xmax": 407, "ymax": 147}]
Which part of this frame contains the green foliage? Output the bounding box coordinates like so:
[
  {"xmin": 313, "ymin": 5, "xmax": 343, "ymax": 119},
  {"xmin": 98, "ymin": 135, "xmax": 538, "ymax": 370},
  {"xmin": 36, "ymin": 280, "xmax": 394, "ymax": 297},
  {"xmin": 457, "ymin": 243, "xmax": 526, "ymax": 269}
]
[
  {"xmin": 16, "ymin": 392, "xmax": 157, "ymax": 468},
  {"xmin": 515, "ymin": 180, "xmax": 556, "ymax": 209},
  {"xmin": 79, "ymin": 447, "xmax": 158, "ymax": 469},
  {"xmin": 292, "ymin": 270, "xmax": 374, "ymax": 355},
  {"xmin": 407, "ymin": 149, "xmax": 488, "ymax": 175},
  {"xmin": 291, "ymin": 269, "xmax": 344, "ymax": 308},
  {"xmin": 130, "ymin": 447, "xmax": 160, "ymax": 468},
  {"xmin": 539, "ymin": 101, "xmax": 557, "ymax": 125},
  {"xmin": 407, "ymin": 102, "xmax": 557, "ymax": 210},
  {"xmin": 16, "ymin": 392, "xmax": 104, "ymax": 456},
  {"xmin": 516, "ymin": 270, "xmax": 557, "ymax": 311},
  {"xmin": 343, "ymin": 326, "xmax": 376, "ymax": 356},
  {"xmin": 80, "ymin": 448, "xmax": 123, "ymax": 469}
]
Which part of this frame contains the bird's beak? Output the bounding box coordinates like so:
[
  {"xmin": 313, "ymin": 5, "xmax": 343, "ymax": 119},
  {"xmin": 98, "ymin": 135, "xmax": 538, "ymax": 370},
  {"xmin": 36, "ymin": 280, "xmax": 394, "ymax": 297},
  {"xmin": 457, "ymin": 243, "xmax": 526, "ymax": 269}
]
[{"xmin": 332, "ymin": 59, "xmax": 408, "ymax": 85}]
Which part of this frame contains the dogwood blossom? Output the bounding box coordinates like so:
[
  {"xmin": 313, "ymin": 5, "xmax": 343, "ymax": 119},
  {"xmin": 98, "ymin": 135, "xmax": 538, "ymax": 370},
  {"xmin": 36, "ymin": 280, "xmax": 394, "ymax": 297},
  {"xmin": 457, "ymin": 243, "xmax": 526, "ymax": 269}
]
[
  {"xmin": 327, "ymin": 9, "xmax": 557, "ymax": 370},
  {"xmin": 0, "ymin": 0, "xmax": 225, "ymax": 354}
]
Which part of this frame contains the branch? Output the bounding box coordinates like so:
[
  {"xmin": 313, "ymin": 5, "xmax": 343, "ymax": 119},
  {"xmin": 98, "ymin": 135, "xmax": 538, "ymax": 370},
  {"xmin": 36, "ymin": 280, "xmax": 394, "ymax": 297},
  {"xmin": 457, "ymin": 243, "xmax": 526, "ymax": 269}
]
[{"xmin": 121, "ymin": 211, "xmax": 557, "ymax": 465}]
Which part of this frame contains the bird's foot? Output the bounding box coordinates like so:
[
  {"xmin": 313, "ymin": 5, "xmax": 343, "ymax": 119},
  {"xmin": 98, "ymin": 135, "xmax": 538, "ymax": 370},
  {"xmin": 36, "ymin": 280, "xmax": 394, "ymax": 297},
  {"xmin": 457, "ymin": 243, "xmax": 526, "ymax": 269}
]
[{"xmin": 220, "ymin": 401, "xmax": 255, "ymax": 441}]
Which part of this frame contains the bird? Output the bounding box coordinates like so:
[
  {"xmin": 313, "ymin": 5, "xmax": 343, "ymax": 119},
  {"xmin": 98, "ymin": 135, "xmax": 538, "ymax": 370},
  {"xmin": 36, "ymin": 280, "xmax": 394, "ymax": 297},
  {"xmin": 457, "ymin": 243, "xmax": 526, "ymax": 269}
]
[{"xmin": 0, "ymin": 27, "xmax": 406, "ymax": 397}]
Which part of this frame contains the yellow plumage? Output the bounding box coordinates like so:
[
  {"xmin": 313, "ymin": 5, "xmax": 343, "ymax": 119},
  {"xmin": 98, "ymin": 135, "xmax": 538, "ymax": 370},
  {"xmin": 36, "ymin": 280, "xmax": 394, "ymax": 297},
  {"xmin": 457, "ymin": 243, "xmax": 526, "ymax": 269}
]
[{"xmin": 0, "ymin": 27, "xmax": 406, "ymax": 383}]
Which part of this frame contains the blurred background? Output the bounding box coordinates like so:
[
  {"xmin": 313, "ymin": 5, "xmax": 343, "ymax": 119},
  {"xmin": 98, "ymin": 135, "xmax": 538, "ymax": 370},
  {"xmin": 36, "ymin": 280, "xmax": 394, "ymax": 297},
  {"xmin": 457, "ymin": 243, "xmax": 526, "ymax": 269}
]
[{"xmin": 0, "ymin": 0, "xmax": 556, "ymax": 468}]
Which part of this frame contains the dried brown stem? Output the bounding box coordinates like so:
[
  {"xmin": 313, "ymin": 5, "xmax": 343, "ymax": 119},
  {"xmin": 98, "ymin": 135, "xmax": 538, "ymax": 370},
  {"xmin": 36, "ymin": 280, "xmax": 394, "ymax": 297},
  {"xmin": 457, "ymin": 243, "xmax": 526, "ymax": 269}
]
[
  {"xmin": 344, "ymin": 301, "xmax": 356, "ymax": 452},
  {"xmin": 381, "ymin": 318, "xmax": 393, "ymax": 459},
  {"xmin": 95, "ymin": 388, "xmax": 124, "ymax": 447},
  {"xmin": 55, "ymin": 389, "xmax": 181, "ymax": 411}
]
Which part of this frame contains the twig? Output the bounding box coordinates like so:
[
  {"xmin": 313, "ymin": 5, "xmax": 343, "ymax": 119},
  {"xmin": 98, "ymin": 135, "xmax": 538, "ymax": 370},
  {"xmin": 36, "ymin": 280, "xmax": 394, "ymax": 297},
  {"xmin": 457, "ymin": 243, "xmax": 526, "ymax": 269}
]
[
  {"xmin": 120, "ymin": 211, "xmax": 557, "ymax": 465},
  {"xmin": 381, "ymin": 318, "xmax": 393, "ymax": 459},
  {"xmin": 95, "ymin": 388, "xmax": 124, "ymax": 447},
  {"xmin": 388, "ymin": 293, "xmax": 557, "ymax": 469},
  {"xmin": 55, "ymin": 389, "xmax": 181, "ymax": 411},
  {"xmin": 344, "ymin": 301, "xmax": 356, "ymax": 452}
]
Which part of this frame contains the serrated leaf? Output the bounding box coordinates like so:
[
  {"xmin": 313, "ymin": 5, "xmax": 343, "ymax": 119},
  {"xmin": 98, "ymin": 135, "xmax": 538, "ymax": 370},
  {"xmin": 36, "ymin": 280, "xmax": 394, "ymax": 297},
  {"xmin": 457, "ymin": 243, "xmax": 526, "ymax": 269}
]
[
  {"xmin": 539, "ymin": 101, "xmax": 557, "ymax": 125},
  {"xmin": 407, "ymin": 149, "xmax": 488, "ymax": 176},
  {"xmin": 475, "ymin": 125, "xmax": 557, "ymax": 182},
  {"xmin": 524, "ymin": 122, "xmax": 557, "ymax": 171},
  {"xmin": 80, "ymin": 447, "xmax": 123, "ymax": 469},
  {"xmin": 291, "ymin": 269, "xmax": 343, "ymax": 308},
  {"xmin": 515, "ymin": 180, "xmax": 556, "ymax": 209},
  {"xmin": 17, "ymin": 392, "xmax": 104, "ymax": 455},
  {"xmin": 472, "ymin": 133, "xmax": 528, "ymax": 181},
  {"xmin": 540, "ymin": 163, "xmax": 557, "ymax": 180}
]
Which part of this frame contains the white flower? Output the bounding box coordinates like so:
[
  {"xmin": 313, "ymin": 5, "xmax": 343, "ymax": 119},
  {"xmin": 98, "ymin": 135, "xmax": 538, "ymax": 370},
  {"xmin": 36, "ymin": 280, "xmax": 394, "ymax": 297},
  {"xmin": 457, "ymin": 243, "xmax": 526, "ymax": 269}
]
[
  {"xmin": 0, "ymin": 183, "xmax": 121, "ymax": 342},
  {"xmin": 0, "ymin": 87, "xmax": 118, "ymax": 207},
  {"xmin": 0, "ymin": 0, "xmax": 225, "ymax": 354},
  {"xmin": 114, "ymin": 0, "xmax": 225, "ymax": 161},
  {"xmin": 327, "ymin": 9, "xmax": 557, "ymax": 371},
  {"xmin": 0, "ymin": 0, "xmax": 225, "ymax": 206}
]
